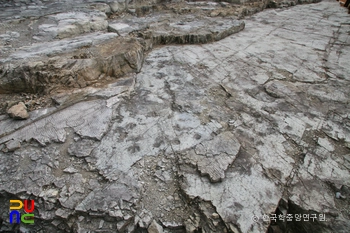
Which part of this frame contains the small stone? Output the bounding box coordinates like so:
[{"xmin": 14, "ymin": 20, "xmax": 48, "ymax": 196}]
[
  {"xmin": 55, "ymin": 208, "xmax": 70, "ymax": 219},
  {"xmin": 7, "ymin": 102, "xmax": 29, "ymax": 119},
  {"xmin": 148, "ymin": 220, "xmax": 163, "ymax": 233},
  {"xmin": 335, "ymin": 192, "xmax": 346, "ymax": 199},
  {"xmin": 63, "ymin": 166, "xmax": 78, "ymax": 174},
  {"xmin": 139, "ymin": 214, "xmax": 152, "ymax": 228},
  {"xmin": 211, "ymin": 213, "xmax": 220, "ymax": 219},
  {"xmin": 51, "ymin": 219, "xmax": 62, "ymax": 226},
  {"xmin": 99, "ymin": 220, "xmax": 104, "ymax": 229},
  {"xmin": 5, "ymin": 139, "xmax": 21, "ymax": 151},
  {"xmin": 51, "ymin": 93, "xmax": 70, "ymax": 106},
  {"xmin": 108, "ymin": 210, "xmax": 123, "ymax": 220}
]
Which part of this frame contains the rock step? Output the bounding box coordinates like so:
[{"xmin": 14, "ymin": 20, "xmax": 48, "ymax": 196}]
[{"xmin": 0, "ymin": 17, "xmax": 244, "ymax": 94}]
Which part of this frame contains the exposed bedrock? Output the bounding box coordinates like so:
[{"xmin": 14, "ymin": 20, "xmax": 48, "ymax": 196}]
[
  {"xmin": 0, "ymin": 7, "xmax": 244, "ymax": 94},
  {"xmin": 0, "ymin": 0, "xmax": 322, "ymax": 95},
  {"xmin": 0, "ymin": 34, "xmax": 144, "ymax": 94}
]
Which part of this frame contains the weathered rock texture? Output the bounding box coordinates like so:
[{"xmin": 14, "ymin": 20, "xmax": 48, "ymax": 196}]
[
  {"xmin": 1, "ymin": 0, "xmax": 350, "ymax": 233},
  {"xmin": 0, "ymin": 0, "xmax": 321, "ymax": 95},
  {"xmin": 0, "ymin": 13, "xmax": 243, "ymax": 94}
]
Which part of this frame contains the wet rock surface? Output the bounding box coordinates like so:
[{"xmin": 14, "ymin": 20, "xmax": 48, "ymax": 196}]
[{"xmin": 1, "ymin": 0, "xmax": 350, "ymax": 233}]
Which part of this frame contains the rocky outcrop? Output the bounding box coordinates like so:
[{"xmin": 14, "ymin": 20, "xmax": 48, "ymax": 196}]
[
  {"xmin": 0, "ymin": 10, "xmax": 244, "ymax": 94},
  {"xmin": 0, "ymin": 0, "xmax": 322, "ymax": 95},
  {"xmin": 0, "ymin": 34, "xmax": 144, "ymax": 94}
]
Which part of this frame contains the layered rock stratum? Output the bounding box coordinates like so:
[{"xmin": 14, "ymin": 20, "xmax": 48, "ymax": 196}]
[{"xmin": 0, "ymin": 0, "xmax": 349, "ymax": 233}]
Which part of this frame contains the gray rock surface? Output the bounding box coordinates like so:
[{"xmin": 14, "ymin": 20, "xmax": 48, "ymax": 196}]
[
  {"xmin": 40, "ymin": 11, "xmax": 109, "ymax": 39},
  {"xmin": 0, "ymin": 7, "xmax": 244, "ymax": 94},
  {"xmin": 0, "ymin": 0, "xmax": 349, "ymax": 233},
  {"xmin": 108, "ymin": 14, "xmax": 245, "ymax": 44}
]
